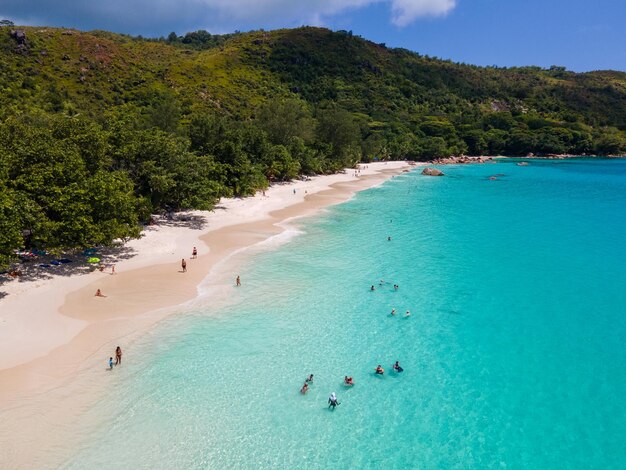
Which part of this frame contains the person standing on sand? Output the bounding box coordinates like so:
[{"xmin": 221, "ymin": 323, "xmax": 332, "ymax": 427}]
[
  {"xmin": 111, "ymin": 264, "xmax": 116, "ymax": 275},
  {"xmin": 181, "ymin": 258, "xmax": 187, "ymax": 272},
  {"xmin": 115, "ymin": 346, "xmax": 122, "ymax": 365},
  {"xmin": 109, "ymin": 357, "xmax": 113, "ymax": 370},
  {"xmin": 236, "ymin": 275, "xmax": 241, "ymax": 286},
  {"xmin": 192, "ymin": 247, "xmax": 197, "ymax": 259}
]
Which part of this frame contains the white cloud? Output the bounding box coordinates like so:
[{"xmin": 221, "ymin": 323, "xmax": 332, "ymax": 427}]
[
  {"xmin": 0, "ymin": 0, "xmax": 457, "ymax": 35},
  {"xmin": 390, "ymin": 0, "xmax": 457, "ymax": 26},
  {"xmin": 200, "ymin": 0, "xmax": 457, "ymax": 26}
]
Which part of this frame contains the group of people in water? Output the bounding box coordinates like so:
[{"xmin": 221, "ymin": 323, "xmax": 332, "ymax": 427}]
[{"xmin": 299, "ymin": 360, "xmax": 404, "ymax": 409}]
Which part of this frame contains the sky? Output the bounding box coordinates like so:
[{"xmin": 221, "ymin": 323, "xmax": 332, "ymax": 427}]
[{"xmin": 1, "ymin": 0, "xmax": 625, "ymax": 72}]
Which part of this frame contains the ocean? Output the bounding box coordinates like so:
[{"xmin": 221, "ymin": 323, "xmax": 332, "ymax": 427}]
[{"xmin": 62, "ymin": 159, "xmax": 626, "ymax": 469}]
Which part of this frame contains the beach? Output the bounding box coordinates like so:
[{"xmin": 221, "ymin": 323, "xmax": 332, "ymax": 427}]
[
  {"xmin": 0, "ymin": 161, "xmax": 410, "ymax": 468},
  {"xmin": 1, "ymin": 159, "xmax": 625, "ymax": 469}
]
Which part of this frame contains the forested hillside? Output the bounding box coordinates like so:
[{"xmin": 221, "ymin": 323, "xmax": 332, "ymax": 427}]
[{"xmin": 1, "ymin": 25, "xmax": 625, "ymax": 267}]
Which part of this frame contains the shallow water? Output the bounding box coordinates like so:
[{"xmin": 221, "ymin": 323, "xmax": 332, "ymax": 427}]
[{"xmin": 61, "ymin": 159, "xmax": 626, "ymax": 469}]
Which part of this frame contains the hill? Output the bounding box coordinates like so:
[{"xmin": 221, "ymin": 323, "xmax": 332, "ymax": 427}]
[{"xmin": 1, "ymin": 25, "xmax": 625, "ymax": 266}]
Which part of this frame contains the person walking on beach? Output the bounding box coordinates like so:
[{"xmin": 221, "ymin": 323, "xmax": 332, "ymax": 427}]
[
  {"xmin": 236, "ymin": 275, "xmax": 241, "ymax": 286},
  {"xmin": 192, "ymin": 247, "xmax": 197, "ymax": 259},
  {"xmin": 115, "ymin": 346, "xmax": 122, "ymax": 365},
  {"xmin": 111, "ymin": 264, "xmax": 116, "ymax": 275},
  {"xmin": 108, "ymin": 357, "xmax": 114, "ymax": 370},
  {"xmin": 181, "ymin": 258, "xmax": 187, "ymax": 273}
]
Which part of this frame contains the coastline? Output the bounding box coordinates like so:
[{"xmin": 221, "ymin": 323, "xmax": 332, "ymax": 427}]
[
  {"xmin": 0, "ymin": 161, "xmax": 410, "ymax": 400},
  {"xmin": 0, "ymin": 161, "xmax": 412, "ymax": 468}
]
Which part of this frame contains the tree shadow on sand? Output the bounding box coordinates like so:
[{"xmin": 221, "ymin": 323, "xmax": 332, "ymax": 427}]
[{"xmin": 0, "ymin": 212, "xmax": 210, "ymax": 299}]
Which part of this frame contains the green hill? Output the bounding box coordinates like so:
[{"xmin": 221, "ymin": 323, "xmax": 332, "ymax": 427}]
[{"xmin": 1, "ymin": 25, "xmax": 625, "ymax": 266}]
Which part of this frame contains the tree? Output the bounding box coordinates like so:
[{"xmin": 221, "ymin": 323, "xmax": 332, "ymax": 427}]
[
  {"xmin": 316, "ymin": 107, "xmax": 361, "ymax": 167},
  {"xmin": 257, "ymin": 99, "xmax": 315, "ymax": 145}
]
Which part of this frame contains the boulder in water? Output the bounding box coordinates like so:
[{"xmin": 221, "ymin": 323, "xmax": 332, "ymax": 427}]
[{"xmin": 422, "ymin": 167, "xmax": 444, "ymax": 176}]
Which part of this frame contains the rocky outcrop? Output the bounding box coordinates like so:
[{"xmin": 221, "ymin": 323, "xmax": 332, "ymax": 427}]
[
  {"xmin": 10, "ymin": 29, "xmax": 26, "ymax": 44},
  {"xmin": 422, "ymin": 167, "xmax": 444, "ymax": 176},
  {"xmin": 431, "ymin": 156, "xmax": 493, "ymax": 165},
  {"xmin": 9, "ymin": 29, "xmax": 28, "ymax": 54}
]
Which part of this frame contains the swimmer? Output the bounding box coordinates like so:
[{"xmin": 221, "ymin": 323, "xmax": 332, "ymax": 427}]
[
  {"xmin": 375, "ymin": 365, "xmax": 385, "ymax": 375},
  {"xmin": 305, "ymin": 374, "xmax": 314, "ymax": 383},
  {"xmin": 344, "ymin": 376, "xmax": 354, "ymax": 386},
  {"xmin": 328, "ymin": 392, "xmax": 340, "ymax": 409},
  {"xmin": 390, "ymin": 309, "xmax": 396, "ymax": 316},
  {"xmin": 394, "ymin": 284, "xmax": 399, "ymax": 291},
  {"xmin": 300, "ymin": 382, "xmax": 309, "ymax": 394},
  {"xmin": 387, "ymin": 236, "xmax": 391, "ymax": 241},
  {"xmin": 393, "ymin": 361, "xmax": 404, "ymax": 373},
  {"xmin": 371, "ymin": 285, "xmax": 375, "ymax": 291},
  {"xmin": 405, "ymin": 310, "xmax": 411, "ymax": 317}
]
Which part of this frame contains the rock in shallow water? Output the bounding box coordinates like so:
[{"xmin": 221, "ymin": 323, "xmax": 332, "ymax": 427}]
[{"xmin": 422, "ymin": 167, "xmax": 445, "ymax": 176}]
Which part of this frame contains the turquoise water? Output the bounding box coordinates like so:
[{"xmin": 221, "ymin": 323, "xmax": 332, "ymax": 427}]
[{"xmin": 64, "ymin": 159, "xmax": 625, "ymax": 469}]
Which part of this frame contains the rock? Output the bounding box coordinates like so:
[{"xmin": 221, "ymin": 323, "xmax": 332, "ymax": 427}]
[
  {"xmin": 422, "ymin": 167, "xmax": 444, "ymax": 176},
  {"xmin": 10, "ymin": 29, "xmax": 27, "ymax": 45}
]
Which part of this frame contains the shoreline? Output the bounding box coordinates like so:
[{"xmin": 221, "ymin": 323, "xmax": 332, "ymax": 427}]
[
  {"xmin": 0, "ymin": 162, "xmax": 410, "ymax": 401},
  {"xmin": 0, "ymin": 161, "xmax": 412, "ymax": 468}
]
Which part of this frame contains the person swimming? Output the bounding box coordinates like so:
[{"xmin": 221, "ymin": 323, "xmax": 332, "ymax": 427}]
[
  {"xmin": 344, "ymin": 376, "xmax": 354, "ymax": 386},
  {"xmin": 300, "ymin": 382, "xmax": 309, "ymax": 394},
  {"xmin": 405, "ymin": 310, "xmax": 411, "ymax": 317},
  {"xmin": 328, "ymin": 392, "xmax": 340, "ymax": 409},
  {"xmin": 305, "ymin": 374, "xmax": 314, "ymax": 383},
  {"xmin": 390, "ymin": 309, "xmax": 396, "ymax": 316},
  {"xmin": 375, "ymin": 365, "xmax": 385, "ymax": 375},
  {"xmin": 370, "ymin": 285, "xmax": 375, "ymax": 291},
  {"xmin": 393, "ymin": 361, "xmax": 404, "ymax": 373}
]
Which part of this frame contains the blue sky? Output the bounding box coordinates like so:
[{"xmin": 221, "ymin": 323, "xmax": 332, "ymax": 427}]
[{"xmin": 2, "ymin": 0, "xmax": 624, "ymax": 71}]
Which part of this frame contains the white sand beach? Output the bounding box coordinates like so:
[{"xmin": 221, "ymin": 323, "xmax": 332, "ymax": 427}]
[{"xmin": 0, "ymin": 161, "xmax": 410, "ymax": 401}]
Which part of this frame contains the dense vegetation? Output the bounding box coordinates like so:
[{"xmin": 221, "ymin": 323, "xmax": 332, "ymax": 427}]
[{"xmin": 1, "ymin": 25, "xmax": 625, "ymax": 268}]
